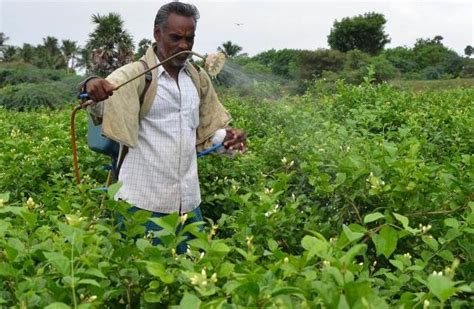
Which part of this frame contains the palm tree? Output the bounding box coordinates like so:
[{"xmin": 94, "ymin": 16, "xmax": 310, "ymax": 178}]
[
  {"xmin": 135, "ymin": 38, "xmax": 152, "ymax": 60},
  {"xmin": 76, "ymin": 47, "xmax": 92, "ymax": 74},
  {"xmin": 0, "ymin": 32, "xmax": 8, "ymax": 46},
  {"xmin": 217, "ymin": 41, "xmax": 243, "ymax": 58},
  {"xmin": 19, "ymin": 43, "xmax": 35, "ymax": 63},
  {"xmin": 61, "ymin": 39, "xmax": 79, "ymax": 72},
  {"xmin": 2, "ymin": 46, "xmax": 17, "ymax": 62},
  {"xmin": 86, "ymin": 12, "xmax": 134, "ymax": 76},
  {"xmin": 0, "ymin": 32, "xmax": 10, "ymax": 61},
  {"xmin": 37, "ymin": 36, "xmax": 66, "ymax": 69}
]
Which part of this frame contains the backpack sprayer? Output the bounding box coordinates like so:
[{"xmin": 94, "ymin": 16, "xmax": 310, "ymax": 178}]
[{"xmin": 70, "ymin": 51, "xmax": 226, "ymax": 185}]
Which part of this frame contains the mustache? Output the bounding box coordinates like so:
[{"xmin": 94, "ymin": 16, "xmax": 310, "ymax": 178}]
[{"xmin": 171, "ymin": 50, "xmax": 192, "ymax": 58}]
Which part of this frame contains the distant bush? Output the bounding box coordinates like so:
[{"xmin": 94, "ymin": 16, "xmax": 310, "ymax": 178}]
[
  {"xmin": 370, "ymin": 54, "xmax": 399, "ymax": 82},
  {"xmin": 0, "ymin": 62, "xmax": 73, "ymax": 87},
  {"xmin": 252, "ymin": 49, "xmax": 306, "ymax": 78},
  {"xmin": 0, "ymin": 62, "xmax": 82, "ymax": 110},
  {"xmin": 241, "ymin": 61, "xmax": 272, "ymax": 75},
  {"xmin": 298, "ymin": 49, "xmax": 346, "ymax": 80},
  {"xmin": 460, "ymin": 59, "xmax": 474, "ymax": 78},
  {"xmin": 344, "ymin": 49, "xmax": 371, "ymax": 70},
  {"xmin": 383, "ymin": 47, "xmax": 418, "ymax": 73},
  {"xmin": 0, "ymin": 82, "xmax": 76, "ymax": 111}
]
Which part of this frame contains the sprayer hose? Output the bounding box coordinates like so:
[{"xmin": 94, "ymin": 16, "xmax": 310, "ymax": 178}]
[{"xmin": 70, "ymin": 104, "xmax": 82, "ymax": 184}]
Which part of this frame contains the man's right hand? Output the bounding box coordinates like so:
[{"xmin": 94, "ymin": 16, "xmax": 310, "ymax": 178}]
[{"xmin": 85, "ymin": 78, "xmax": 116, "ymax": 101}]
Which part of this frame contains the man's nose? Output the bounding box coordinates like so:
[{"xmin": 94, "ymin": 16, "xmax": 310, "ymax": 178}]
[{"xmin": 178, "ymin": 39, "xmax": 191, "ymax": 51}]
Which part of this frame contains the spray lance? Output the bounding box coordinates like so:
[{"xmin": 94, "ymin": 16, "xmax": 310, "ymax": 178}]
[{"xmin": 70, "ymin": 51, "xmax": 226, "ymax": 184}]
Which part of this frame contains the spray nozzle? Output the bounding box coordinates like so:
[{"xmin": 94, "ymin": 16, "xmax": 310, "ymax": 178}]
[
  {"xmin": 204, "ymin": 53, "xmax": 226, "ymax": 76},
  {"xmin": 170, "ymin": 50, "xmax": 226, "ymax": 77}
]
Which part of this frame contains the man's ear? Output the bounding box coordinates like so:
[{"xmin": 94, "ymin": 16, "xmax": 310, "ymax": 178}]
[{"xmin": 153, "ymin": 27, "xmax": 161, "ymax": 42}]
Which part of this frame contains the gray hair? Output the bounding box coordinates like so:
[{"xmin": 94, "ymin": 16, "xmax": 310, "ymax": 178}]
[{"xmin": 154, "ymin": 2, "xmax": 200, "ymax": 30}]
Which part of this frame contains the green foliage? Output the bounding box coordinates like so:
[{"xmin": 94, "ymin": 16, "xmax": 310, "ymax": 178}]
[
  {"xmin": 252, "ymin": 48, "xmax": 306, "ymax": 78},
  {"xmin": 0, "ymin": 74, "xmax": 473, "ymax": 307},
  {"xmin": 0, "ymin": 62, "xmax": 81, "ymax": 110},
  {"xmin": 0, "ymin": 62, "xmax": 75, "ymax": 87},
  {"xmin": 383, "ymin": 47, "xmax": 418, "ymax": 73},
  {"xmin": 460, "ymin": 59, "xmax": 474, "ymax": 78},
  {"xmin": 328, "ymin": 12, "xmax": 390, "ymax": 55},
  {"xmin": 298, "ymin": 49, "xmax": 346, "ymax": 80},
  {"xmin": 0, "ymin": 82, "xmax": 74, "ymax": 110}
]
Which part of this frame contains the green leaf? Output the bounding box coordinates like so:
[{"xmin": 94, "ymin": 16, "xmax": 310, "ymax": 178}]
[
  {"xmin": 340, "ymin": 244, "xmax": 367, "ymax": 265},
  {"xmin": 271, "ymin": 287, "xmax": 305, "ymax": 298},
  {"xmin": 268, "ymin": 239, "xmax": 279, "ymax": 251},
  {"xmin": 107, "ymin": 181, "xmax": 122, "ymax": 199},
  {"xmin": 83, "ymin": 268, "xmax": 107, "ymax": 279},
  {"xmin": 0, "ymin": 262, "xmax": 16, "ymax": 277},
  {"xmin": 43, "ymin": 251, "xmax": 70, "ymax": 275},
  {"xmin": 335, "ymin": 172, "xmax": 346, "ymax": 187},
  {"xmin": 444, "ymin": 218, "xmax": 459, "ymax": 229},
  {"xmin": 151, "ymin": 213, "xmax": 179, "ymax": 234},
  {"xmin": 393, "ymin": 213, "xmax": 418, "ymax": 234},
  {"xmin": 364, "ymin": 212, "xmax": 385, "ymax": 224},
  {"xmin": 144, "ymin": 292, "xmax": 162, "ymax": 303},
  {"xmin": 438, "ymin": 250, "xmax": 454, "ymax": 262},
  {"xmin": 342, "ymin": 225, "xmax": 365, "ymax": 243},
  {"xmin": 209, "ymin": 241, "xmax": 231, "ymax": 256},
  {"xmin": 427, "ymin": 274, "xmax": 457, "ymax": 302},
  {"xmin": 0, "ymin": 192, "xmax": 10, "ymax": 203},
  {"xmin": 337, "ymin": 294, "xmax": 350, "ymax": 309},
  {"xmin": 301, "ymin": 235, "xmax": 329, "ymax": 259},
  {"xmin": 78, "ymin": 279, "xmax": 101, "ymax": 287},
  {"xmin": 372, "ymin": 226, "xmax": 398, "ymax": 258},
  {"xmin": 44, "ymin": 303, "xmax": 71, "ymax": 309},
  {"xmin": 235, "ymin": 282, "xmax": 260, "ymax": 299},
  {"xmin": 146, "ymin": 262, "xmax": 175, "ymax": 284},
  {"xmin": 389, "ymin": 259, "xmax": 404, "ymax": 271},
  {"xmin": 422, "ymin": 235, "xmax": 439, "ymax": 251},
  {"xmin": 179, "ymin": 293, "xmax": 201, "ymax": 309},
  {"xmin": 218, "ymin": 262, "xmax": 235, "ymax": 277}
]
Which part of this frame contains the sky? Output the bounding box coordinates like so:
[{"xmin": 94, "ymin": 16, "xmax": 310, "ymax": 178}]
[{"xmin": 0, "ymin": 0, "xmax": 473, "ymax": 57}]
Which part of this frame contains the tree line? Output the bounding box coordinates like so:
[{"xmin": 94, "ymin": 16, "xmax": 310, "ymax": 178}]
[{"xmin": 0, "ymin": 12, "xmax": 472, "ymax": 83}]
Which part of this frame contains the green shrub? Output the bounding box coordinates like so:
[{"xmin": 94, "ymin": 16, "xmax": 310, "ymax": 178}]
[
  {"xmin": 0, "ymin": 62, "xmax": 72, "ymax": 87},
  {"xmin": 252, "ymin": 48, "xmax": 306, "ymax": 78},
  {"xmin": 0, "ymin": 82, "xmax": 75, "ymax": 110},
  {"xmin": 298, "ymin": 49, "xmax": 346, "ymax": 80},
  {"xmin": 460, "ymin": 59, "xmax": 474, "ymax": 78},
  {"xmin": 383, "ymin": 47, "xmax": 418, "ymax": 73}
]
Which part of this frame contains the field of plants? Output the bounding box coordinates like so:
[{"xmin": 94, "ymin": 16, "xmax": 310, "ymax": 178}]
[{"xmin": 0, "ymin": 78, "xmax": 473, "ymax": 308}]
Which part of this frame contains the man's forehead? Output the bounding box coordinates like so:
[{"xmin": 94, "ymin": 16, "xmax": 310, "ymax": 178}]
[{"xmin": 165, "ymin": 13, "xmax": 196, "ymax": 30}]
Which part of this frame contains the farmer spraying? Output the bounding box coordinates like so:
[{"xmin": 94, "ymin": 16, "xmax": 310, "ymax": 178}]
[{"xmin": 80, "ymin": 2, "xmax": 246, "ymax": 252}]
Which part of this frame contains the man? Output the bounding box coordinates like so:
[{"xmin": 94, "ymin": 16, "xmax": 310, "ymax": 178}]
[{"xmin": 83, "ymin": 2, "xmax": 246, "ymax": 251}]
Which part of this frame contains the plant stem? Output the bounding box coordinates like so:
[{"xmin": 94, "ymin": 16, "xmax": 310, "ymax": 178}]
[{"xmin": 71, "ymin": 234, "xmax": 77, "ymax": 309}]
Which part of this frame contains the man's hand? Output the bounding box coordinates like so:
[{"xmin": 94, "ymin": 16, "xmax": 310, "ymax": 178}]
[
  {"xmin": 223, "ymin": 128, "xmax": 247, "ymax": 153},
  {"xmin": 85, "ymin": 78, "xmax": 115, "ymax": 102}
]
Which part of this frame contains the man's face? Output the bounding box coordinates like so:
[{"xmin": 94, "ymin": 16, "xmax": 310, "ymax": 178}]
[{"xmin": 154, "ymin": 13, "xmax": 196, "ymax": 69}]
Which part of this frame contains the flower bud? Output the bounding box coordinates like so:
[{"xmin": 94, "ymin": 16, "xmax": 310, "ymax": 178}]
[{"xmin": 179, "ymin": 213, "xmax": 188, "ymax": 224}]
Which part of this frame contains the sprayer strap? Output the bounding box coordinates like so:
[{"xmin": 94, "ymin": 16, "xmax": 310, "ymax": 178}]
[
  {"xmin": 115, "ymin": 60, "xmax": 152, "ymax": 180},
  {"xmin": 139, "ymin": 60, "xmax": 152, "ymax": 107}
]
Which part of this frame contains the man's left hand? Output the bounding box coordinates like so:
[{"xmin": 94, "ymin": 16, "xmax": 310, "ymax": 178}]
[{"xmin": 223, "ymin": 128, "xmax": 247, "ymax": 153}]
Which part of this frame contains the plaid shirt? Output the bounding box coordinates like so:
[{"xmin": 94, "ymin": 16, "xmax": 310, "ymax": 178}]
[{"xmin": 116, "ymin": 64, "xmax": 202, "ymax": 213}]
